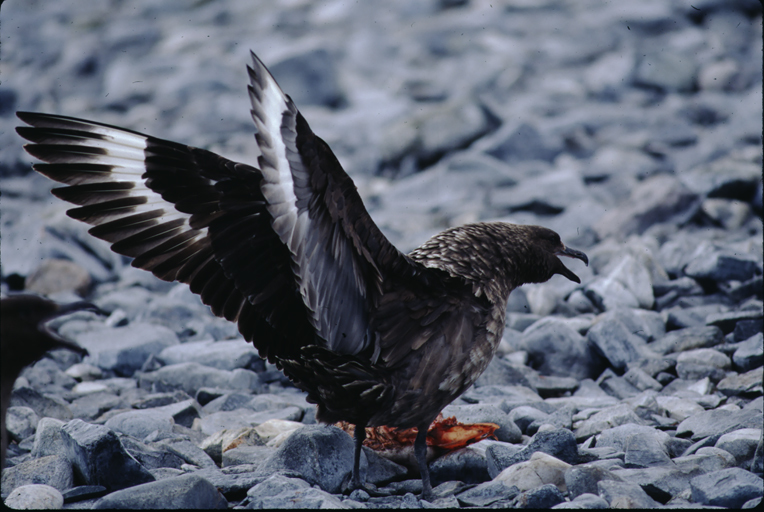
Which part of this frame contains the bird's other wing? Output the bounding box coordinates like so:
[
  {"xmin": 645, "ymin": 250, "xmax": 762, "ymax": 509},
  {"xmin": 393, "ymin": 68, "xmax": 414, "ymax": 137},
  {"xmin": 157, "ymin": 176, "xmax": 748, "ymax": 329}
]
[
  {"xmin": 15, "ymin": 112, "xmax": 315, "ymax": 362},
  {"xmin": 244, "ymin": 51, "xmax": 415, "ymax": 357}
]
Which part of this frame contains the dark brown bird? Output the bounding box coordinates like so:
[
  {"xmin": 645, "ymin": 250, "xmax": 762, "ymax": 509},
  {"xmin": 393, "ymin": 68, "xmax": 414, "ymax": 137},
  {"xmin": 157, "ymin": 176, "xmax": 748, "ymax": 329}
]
[
  {"xmin": 15, "ymin": 52, "xmax": 587, "ymax": 498},
  {"xmin": 1, "ymin": 295, "xmax": 98, "ymax": 470}
]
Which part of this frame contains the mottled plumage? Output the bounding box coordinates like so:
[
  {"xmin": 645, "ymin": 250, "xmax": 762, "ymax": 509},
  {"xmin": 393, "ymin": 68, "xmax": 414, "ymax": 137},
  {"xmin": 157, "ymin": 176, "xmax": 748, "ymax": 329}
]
[
  {"xmin": 1, "ymin": 295, "xmax": 97, "ymax": 470},
  {"xmin": 15, "ymin": 52, "xmax": 587, "ymax": 498}
]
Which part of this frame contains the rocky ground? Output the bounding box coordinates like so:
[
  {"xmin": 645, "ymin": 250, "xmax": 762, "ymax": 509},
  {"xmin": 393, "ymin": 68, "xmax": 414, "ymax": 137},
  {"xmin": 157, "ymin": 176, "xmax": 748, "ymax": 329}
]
[{"xmin": 1, "ymin": 0, "xmax": 763, "ymax": 509}]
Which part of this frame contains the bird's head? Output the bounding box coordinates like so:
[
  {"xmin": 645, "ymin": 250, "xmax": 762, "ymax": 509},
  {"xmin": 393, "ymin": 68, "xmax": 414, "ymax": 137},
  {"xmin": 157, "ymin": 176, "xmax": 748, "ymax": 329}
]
[{"xmin": 519, "ymin": 225, "xmax": 589, "ymax": 284}]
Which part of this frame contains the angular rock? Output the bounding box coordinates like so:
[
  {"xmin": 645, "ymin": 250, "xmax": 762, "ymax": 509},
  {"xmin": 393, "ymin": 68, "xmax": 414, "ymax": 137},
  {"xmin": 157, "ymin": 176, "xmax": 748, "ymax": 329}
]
[
  {"xmin": 455, "ymin": 479, "xmax": 519, "ymax": 507},
  {"xmin": 10, "ymin": 386, "xmax": 73, "ymax": 421},
  {"xmin": 717, "ymin": 367, "xmax": 764, "ymax": 397},
  {"xmin": 685, "ymin": 251, "xmax": 761, "ymax": 283},
  {"xmin": 139, "ymin": 362, "xmax": 259, "ymax": 396},
  {"xmin": 253, "ymin": 425, "xmax": 354, "ymax": 494},
  {"xmin": 72, "ymin": 323, "xmax": 179, "ymax": 376},
  {"xmin": 676, "ymin": 406, "xmax": 763, "ymax": 441},
  {"xmin": 690, "ymin": 467, "xmax": 764, "ymax": 508},
  {"xmin": 597, "ymin": 479, "xmax": 661, "ymax": 508},
  {"xmin": 104, "ymin": 409, "xmax": 175, "ymax": 440},
  {"xmin": 92, "ymin": 473, "xmax": 227, "ymax": 509},
  {"xmin": 157, "ymin": 339, "xmax": 261, "ymax": 371},
  {"xmin": 552, "ymin": 492, "xmax": 609, "ymax": 509},
  {"xmin": 3, "ymin": 484, "xmax": 64, "ymax": 510},
  {"xmin": 594, "ymin": 175, "xmax": 699, "ymax": 240},
  {"xmin": 716, "ymin": 429, "xmax": 762, "ymax": 468},
  {"xmin": 0, "ymin": 454, "xmax": 73, "ymax": 497},
  {"xmin": 61, "ymin": 419, "xmax": 154, "ymax": 491},
  {"xmin": 564, "ymin": 464, "xmax": 623, "ymax": 499},
  {"xmin": 513, "ymin": 483, "xmax": 565, "ymax": 509},
  {"xmin": 648, "ymin": 325, "xmax": 724, "ymax": 355},
  {"xmin": 574, "ymin": 404, "xmax": 647, "ymax": 441},
  {"xmin": 5, "ymin": 406, "xmax": 39, "ymax": 442},
  {"xmin": 733, "ymin": 333, "xmax": 764, "ymax": 372},
  {"xmin": 245, "ymin": 473, "xmax": 348, "ymax": 509},
  {"xmin": 518, "ymin": 319, "xmax": 600, "ymax": 380},
  {"xmin": 587, "ymin": 312, "xmax": 658, "ymax": 371},
  {"xmin": 495, "ymin": 452, "xmax": 571, "ymax": 492}
]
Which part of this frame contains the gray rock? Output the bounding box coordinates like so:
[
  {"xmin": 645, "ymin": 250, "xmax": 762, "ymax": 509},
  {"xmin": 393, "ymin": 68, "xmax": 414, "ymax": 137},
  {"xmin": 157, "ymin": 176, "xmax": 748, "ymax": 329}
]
[
  {"xmin": 676, "ymin": 406, "xmax": 763, "ymax": 441},
  {"xmin": 513, "ymin": 483, "xmax": 565, "ymax": 509},
  {"xmin": 152, "ymin": 398, "xmax": 203, "ymax": 429},
  {"xmin": 574, "ymin": 404, "xmax": 647, "ymax": 441},
  {"xmin": 553, "ymin": 492, "xmax": 609, "ymax": 509},
  {"xmin": 3, "ymin": 484, "xmax": 64, "ymax": 510},
  {"xmin": 270, "ymin": 49, "xmax": 346, "ymax": 109},
  {"xmin": 139, "ymin": 362, "xmax": 259, "ymax": 396},
  {"xmin": 5, "ymin": 406, "xmax": 39, "ymax": 442},
  {"xmin": 599, "ymin": 374, "xmax": 641, "ymax": 400},
  {"xmin": 244, "ymin": 474, "xmax": 349, "ymax": 509},
  {"xmin": 685, "ymin": 251, "xmax": 762, "ymax": 284},
  {"xmin": 487, "ymin": 123, "xmax": 562, "ymax": 164},
  {"xmin": 518, "ymin": 318, "xmax": 600, "ymax": 380},
  {"xmin": 634, "ymin": 49, "xmax": 697, "ymax": 92},
  {"xmin": 31, "ymin": 418, "xmax": 67, "ymax": 458},
  {"xmin": 455, "ymin": 479, "xmax": 519, "ymax": 507},
  {"xmin": 597, "ymin": 479, "xmax": 661, "ymax": 508},
  {"xmin": 92, "ymin": 473, "xmax": 227, "ymax": 509},
  {"xmin": 647, "ymin": 325, "xmax": 723, "ymax": 355},
  {"xmin": 0, "ymin": 455, "xmax": 73, "ymax": 498},
  {"xmin": 72, "ymin": 323, "xmax": 179, "ymax": 376},
  {"xmin": 441, "ymin": 403, "xmax": 520, "ymax": 443},
  {"xmin": 675, "ymin": 348, "xmax": 730, "ymax": 381},
  {"xmin": 623, "ymin": 367, "xmax": 663, "ymax": 392},
  {"xmin": 430, "ymin": 444, "xmax": 490, "ymax": 485},
  {"xmin": 253, "ymin": 425, "xmax": 354, "ymax": 494},
  {"xmin": 157, "ymin": 339, "xmax": 261, "ymax": 371},
  {"xmin": 586, "ymin": 256, "xmax": 654, "ymax": 310},
  {"xmin": 708, "ymin": 308, "xmax": 764, "ymax": 334},
  {"xmin": 61, "ymin": 419, "xmax": 154, "ymax": 491},
  {"xmin": 715, "ymin": 428, "xmax": 763, "ymax": 468},
  {"xmin": 221, "ymin": 446, "xmax": 275, "ymax": 468},
  {"xmin": 363, "ymin": 447, "xmax": 408, "ymax": 486},
  {"xmin": 105, "ymin": 409, "xmax": 175, "ymax": 440},
  {"xmin": 484, "ymin": 441, "xmax": 523, "ymax": 478},
  {"xmin": 497, "ymin": 428, "xmax": 579, "ymax": 471},
  {"xmin": 733, "ymin": 333, "xmax": 764, "ymax": 372},
  {"xmin": 152, "ymin": 438, "xmax": 218, "ymax": 469},
  {"xmin": 735, "ymin": 318, "xmax": 763, "ymax": 342},
  {"xmin": 473, "ymin": 356, "xmax": 540, "ymax": 389},
  {"xmin": 69, "ymin": 391, "xmax": 127, "ymax": 421},
  {"xmin": 690, "ymin": 467, "xmax": 764, "ymax": 508},
  {"xmin": 595, "ymin": 175, "xmax": 699, "ymax": 240},
  {"xmin": 119, "ymin": 435, "xmax": 185, "ymax": 470},
  {"xmin": 187, "ymin": 467, "xmax": 262, "ymax": 500},
  {"xmin": 10, "ymin": 386, "xmax": 73, "ymax": 421},
  {"xmin": 717, "ymin": 367, "xmax": 764, "ymax": 397},
  {"xmin": 566, "ymin": 463, "xmax": 626, "ymax": 500},
  {"xmin": 587, "ymin": 311, "xmax": 658, "ymax": 371},
  {"xmin": 623, "ymin": 431, "xmax": 673, "ymax": 468},
  {"xmin": 508, "ymin": 405, "xmax": 550, "ymax": 435}
]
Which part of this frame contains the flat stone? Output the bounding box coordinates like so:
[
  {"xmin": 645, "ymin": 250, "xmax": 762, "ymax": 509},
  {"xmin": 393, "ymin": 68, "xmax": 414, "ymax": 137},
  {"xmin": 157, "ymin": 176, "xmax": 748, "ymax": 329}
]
[
  {"xmin": 690, "ymin": 467, "xmax": 764, "ymax": 508},
  {"xmin": 105, "ymin": 409, "xmax": 175, "ymax": 440},
  {"xmin": 1, "ymin": 455, "xmax": 73, "ymax": 498},
  {"xmin": 715, "ymin": 428, "xmax": 762, "ymax": 467},
  {"xmin": 717, "ymin": 367, "xmax": 764, "ymax": 397},
  {"xmin": 597, "ymin": 479, "xmax": 661, "ymax": 508},
  {"xmin": 92, "ymin": 473, "xmax": 228, "ymax": 509},
  {"xmin": 564, "ymin": 464, "xmax": 624, "ymax": 499},
  {"xmin": 253, "ymin": 425, "xmax": 355, "ymax": 494},
  {"xmin": 733, "ymin": 333, "xmax": 764, "ymax": 372},
  {"xmin": 3, "ymin": 484, "xmax": 64, "ymax": 510},
  {"xmin": 61, "ymin": 419, "xmax": 154, "ymax": 491},
  {"xmin": 495, "ymin": 452, "xmax": 571, "ymax": 492},
  {"xmin": 245, "ymin": 473, "xmax": 349, "ymax": 509},
  {"xmin": 157, "ymin": 339, "xmax": 261, "ymax": 371}
]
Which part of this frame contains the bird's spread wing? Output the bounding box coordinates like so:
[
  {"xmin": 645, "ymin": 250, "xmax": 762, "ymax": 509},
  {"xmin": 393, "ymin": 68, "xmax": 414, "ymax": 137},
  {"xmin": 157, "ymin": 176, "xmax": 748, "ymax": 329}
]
[{"xmin": 15, "ymin": 52, "xmax": 429, "ymax": 364}]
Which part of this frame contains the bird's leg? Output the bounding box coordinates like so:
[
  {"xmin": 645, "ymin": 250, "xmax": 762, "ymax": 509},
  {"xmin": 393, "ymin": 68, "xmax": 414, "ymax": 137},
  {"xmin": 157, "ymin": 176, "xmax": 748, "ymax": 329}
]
[
  {"xmin": 415, "ymin": 423, "xmax": 433, "ymax": 501},
  {"xmin": 351, "ymin": 421, "xmax": 366, "ymax": 490}
]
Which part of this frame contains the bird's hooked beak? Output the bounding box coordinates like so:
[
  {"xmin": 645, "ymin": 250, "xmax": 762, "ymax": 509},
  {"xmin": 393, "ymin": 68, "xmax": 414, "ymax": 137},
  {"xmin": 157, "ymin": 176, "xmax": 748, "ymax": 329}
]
[
  {"xmin": 554, "ymin": 246, "xmax": 589, "ymax": 284},
  {"xmin": 41, "ymin": 301, "xmax": 106, "ymax": 357}
]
